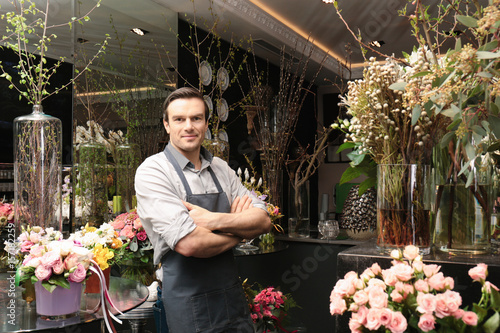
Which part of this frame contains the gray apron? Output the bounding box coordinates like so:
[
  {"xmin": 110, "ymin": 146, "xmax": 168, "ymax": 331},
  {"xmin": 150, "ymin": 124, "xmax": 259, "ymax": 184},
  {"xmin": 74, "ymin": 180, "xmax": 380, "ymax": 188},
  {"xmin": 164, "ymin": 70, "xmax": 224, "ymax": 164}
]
[{"xmin": 161, "ymin": 147, "xmax": 253, "ymax": 333}]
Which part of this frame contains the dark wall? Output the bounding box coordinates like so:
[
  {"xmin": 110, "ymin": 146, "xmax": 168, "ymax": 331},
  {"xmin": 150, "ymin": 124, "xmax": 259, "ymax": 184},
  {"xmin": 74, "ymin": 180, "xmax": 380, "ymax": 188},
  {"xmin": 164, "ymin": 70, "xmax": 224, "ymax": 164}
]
[{"xmin": 177, "ymin": 18, "xmax": 319, "ymax": 224}]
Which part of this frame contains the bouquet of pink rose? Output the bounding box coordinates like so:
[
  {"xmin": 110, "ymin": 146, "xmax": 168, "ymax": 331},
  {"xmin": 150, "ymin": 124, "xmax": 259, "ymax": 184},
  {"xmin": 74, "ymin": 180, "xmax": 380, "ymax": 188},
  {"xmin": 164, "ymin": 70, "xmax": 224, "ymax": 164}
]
[
  {"xmin": 109, "ymin": 209, "xmax": 154, "ymax": 284},
  {"xmin": 329, "ymin": 245, "xmax": 500, "ymax": 333},
  {"xmin": 18, "ymin": 239, "xmax": 94, "ymax": 292}
]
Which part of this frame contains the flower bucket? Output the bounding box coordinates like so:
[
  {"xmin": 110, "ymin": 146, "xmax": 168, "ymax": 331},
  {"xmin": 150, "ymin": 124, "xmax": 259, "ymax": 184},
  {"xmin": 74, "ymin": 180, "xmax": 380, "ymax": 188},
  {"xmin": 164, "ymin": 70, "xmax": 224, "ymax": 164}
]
[
  {"xmin": 377, "ymin": 164, "xmax": 432, "ymax": 255},
  {"xmin": 84, "ymin": 267, "xmax": 110, "ymax": 293},
  {"xmin": 35, "ymin": 281, "xmax": 82, "ymax": 319}
]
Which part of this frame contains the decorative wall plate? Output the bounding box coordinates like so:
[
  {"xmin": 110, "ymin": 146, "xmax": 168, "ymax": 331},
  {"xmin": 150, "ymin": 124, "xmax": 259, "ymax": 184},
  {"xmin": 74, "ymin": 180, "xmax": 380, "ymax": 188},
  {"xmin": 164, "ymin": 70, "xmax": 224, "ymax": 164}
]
[
  {"xmin": 199, "ymin": 61, "xmax": 212, "ymax": 86},
  {"xmin": 205, "ymin": 128, "xmax": 212, "ymax": 140},
  {"xmin": 217, "ymin": 67, "xmax": 229, "ymax": 91},
  {"xmin": 203, "ymin": 95, "xmax": 213, "ymax": 119},
  {"xmin": 218, "ymin": 129, "xmax": 228, "ymax": 142},
  {"xmin": 217, "ymin": 98, "xmax": 229, "ymax": 121}
]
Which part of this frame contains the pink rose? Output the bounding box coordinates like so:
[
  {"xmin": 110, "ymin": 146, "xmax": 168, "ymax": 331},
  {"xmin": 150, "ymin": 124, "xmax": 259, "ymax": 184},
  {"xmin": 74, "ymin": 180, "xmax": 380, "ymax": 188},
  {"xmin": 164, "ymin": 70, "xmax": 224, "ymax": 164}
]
[
  {"xmin": 391, "ymin": 262, "xmax": 414, "ymax": 282},
  {"xmin": 29, "ymin": 232, "xmax": 40, "ymax": 243},
  {"xmin": 379, "ymin": 308, "xmax": 393, "ymax": 327},
  {"xmin": 353, "ymin": 290, "xmax": 369, "ymax": 306},
  {"xmin": 133, "ymin": 217, "xmax": 142, "ymax": 230},
  {"xmin": 435, "ymin": 292, "xmax": 460, "ymax": 319},
  {"xmin": 348, "ymin": 318, "xmax": 362, "ymax": 333},
  {"xmin": 368, "ymin": 285, "xmax": 388, "ymax": 309},
  {"xmin": 329, "ymin": 293, "xmax": 347, "ymax": 315},
  {"xmin": 428, "ymin": 272, "xmax": 446, "ymax": 291},
  {"xmin": 365, "ymin": 308, "xmax": 382, "ymax": 331},
  {"xmin": 444, "ymin": 276, "xmax": 454, "ymax": 290},
  {"xmin": 68, "ymin": 263, "xmax": 87, "ymax": 283},
  {"xmin": 21, "ymin": 241, "xmax": 35, "ymax": 253},
  {"xmin": 353, "ymin": 306, "xmax": 369, "ymax": 325},
  {"xmin": 443, "ymin": 290, "xmax": 462, "ymax": 313},
  {"xmin": 40, "ymin": 250, "xmax": 62, "ymax": 268},
  {"xmin": 423, "ymin": 264, "xmax": 441, "ymax": 277},
  {"xmin": 388, "ymin": 311, "xmax": 407, "ymax": 333},
  {"xmin": 412, "ymin": 260, "xmax": 424, "ymax": 272},
  {"xmin": 462, "ymin": 311, "xmax": 478, "ymax": 326},
  {"xmin": 418, "ymin": 313, "xmax": 436, "ymax": 332},
  {"xmin": 417, "ymin": 293, "xmax": 436, "ymax": 314},
  {"xmin": 35, "ymin": 264, "xmax": 52, "ymax": 281},
  {"xmin": 19, "ymin": 232, "xmax": 28, "ymax": 242},
  {"xmin": 371, "ymin": 263, "xmax": 382, "ymax": 275},
  {"xmin": 136, "ymin": 230, "xmax": 148, "ymax": 241},
  {"xmin": 23, "ymin": 255, "xmax": 41, "ymax": 268},
  {"xmin": 30, "ymin": 245, "xmax": 44, "ymax": 257},
  {"xmin": 361, "ymin": 267, "xmax": 375, "ymax": 281},
  {"xmin": 403, "ymin": 245, "xmax": 420, "ymax": 260},
  {"xmin": 453, "ymin": 309, "xmax": 464, "ymax": 319},
  {"xmin": 368, "ymin": 277, "xmax": 387, "ymax": 290},
  {"xmin": 468, "ymin": 263, "xmax": 488, "ymax": 282},
  {"xmin": 110, "ymin": 219, "xmax": 125, "ymax": 230},
  {"xmin": 52, "ymin": 259, "xmax": 65, "ymax": 275},
  {"xmin": 333, "ymin": 278, "xmax": 356, "ymax": 297},
  {"xmin": 415, "ymin": 279, "xmax": 429, "ymax": 293},
  {"xmin": 64, "ymin": 253, "xmax": 80, "ymax": 270},
  {"xmin": 120, "ymin": 224, "xmax": 136, "ymax": 239},
  {"xmin": 390, "ymin": 289, "xmax": 404, "ymax": 303},
  {"xmin": 382, "ymin": 269, "xmax": 398, "ymax": 286}
]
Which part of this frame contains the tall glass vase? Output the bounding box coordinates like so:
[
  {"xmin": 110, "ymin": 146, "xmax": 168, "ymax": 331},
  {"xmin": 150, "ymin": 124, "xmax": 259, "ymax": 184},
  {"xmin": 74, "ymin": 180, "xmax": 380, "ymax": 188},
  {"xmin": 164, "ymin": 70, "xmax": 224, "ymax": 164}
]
[
  {"xmin": 288, "ymin": 181, "xmax": 310, "ymax": 238},
  {"xmin": 76, "ymin": 140, "xmax": 108, "ymax": 228},
  {"xmin": 14, "ymin": 105, "xmax": 62, "ymax": 234},
  {"xmin": 115, "ymin": 142, "xmax": 140, "ymax": 213},
  {"xmin": 377, "ymin": 164, "xmax": 432, "ymax": 255},
  {"xmin": 432, "ymin": 146, "xmax": 492, "ymax": 254}
]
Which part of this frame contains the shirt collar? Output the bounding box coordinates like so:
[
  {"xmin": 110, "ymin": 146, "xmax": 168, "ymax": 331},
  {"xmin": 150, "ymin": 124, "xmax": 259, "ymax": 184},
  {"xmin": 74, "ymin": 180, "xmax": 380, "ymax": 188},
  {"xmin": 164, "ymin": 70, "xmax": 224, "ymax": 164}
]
[{"xmin": 167, "ymin": 142, "xmax": 213, "ymax": 170}]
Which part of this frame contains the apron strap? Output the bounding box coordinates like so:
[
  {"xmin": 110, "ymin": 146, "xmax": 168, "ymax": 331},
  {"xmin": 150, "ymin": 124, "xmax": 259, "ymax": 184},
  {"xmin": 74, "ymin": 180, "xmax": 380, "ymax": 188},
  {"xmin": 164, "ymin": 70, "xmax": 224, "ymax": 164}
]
[{"xmin": 163, "ymin": 145, "xmax": 224, "ymax": 196}]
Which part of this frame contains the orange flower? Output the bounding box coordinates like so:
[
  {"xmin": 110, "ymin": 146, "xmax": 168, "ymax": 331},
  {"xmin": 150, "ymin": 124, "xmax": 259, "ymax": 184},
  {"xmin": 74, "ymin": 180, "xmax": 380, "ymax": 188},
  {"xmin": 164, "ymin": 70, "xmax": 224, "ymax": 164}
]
[{"xmin": 111, "ymin": 237, "xmax": 123, "ymax": 249}]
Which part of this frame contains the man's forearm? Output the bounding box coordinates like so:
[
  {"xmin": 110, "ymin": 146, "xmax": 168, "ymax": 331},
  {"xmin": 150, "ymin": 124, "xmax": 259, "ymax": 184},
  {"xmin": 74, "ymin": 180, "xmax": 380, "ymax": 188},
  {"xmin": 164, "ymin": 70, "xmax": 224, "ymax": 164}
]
[
  {"xmin": 212, "ymin": 207, "xmax": 271, "ymax": 239},
  {"xmin": 174, "ymin": 226, "xmax": 242, "ymax": 258}
]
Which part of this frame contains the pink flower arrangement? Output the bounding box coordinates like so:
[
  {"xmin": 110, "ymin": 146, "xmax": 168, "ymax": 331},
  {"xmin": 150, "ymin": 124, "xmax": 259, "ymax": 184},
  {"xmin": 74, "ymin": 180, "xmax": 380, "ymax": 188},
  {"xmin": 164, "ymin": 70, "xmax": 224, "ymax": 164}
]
[
  {"xmin": 0, "ymin": 201, "xmax": 14, "ymax": 230},
  {"xmin": 19, "ymin": 239, "xmax": 94, "ymax": 292},
  {"xmin": 330, "ymin": 245, "xmax": 500, "ymax": 332},
  {"xmin": 246, "ymin": 284, "xmax": 298, "ymax": 333},
  {"xmin": 109, "ymin": 209, "xmax": 153, "ymax": 265}
]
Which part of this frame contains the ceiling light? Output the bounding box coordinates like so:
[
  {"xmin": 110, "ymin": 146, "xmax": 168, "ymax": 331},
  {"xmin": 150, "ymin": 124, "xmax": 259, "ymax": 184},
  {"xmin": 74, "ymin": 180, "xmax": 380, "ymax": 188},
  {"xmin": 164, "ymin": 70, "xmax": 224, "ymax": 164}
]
[
  {"xmin": 322, "ymin": 0, "xmax": 334, "ymax": 3},
  {"xmin": 131, "ymin": 28, "xmax": 149, "ymax": 36}
]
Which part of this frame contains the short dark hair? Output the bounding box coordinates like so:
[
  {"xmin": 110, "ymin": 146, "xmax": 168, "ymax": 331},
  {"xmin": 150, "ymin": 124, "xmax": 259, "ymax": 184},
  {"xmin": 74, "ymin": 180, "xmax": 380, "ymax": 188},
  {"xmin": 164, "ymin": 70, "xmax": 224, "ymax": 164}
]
[{"xmin": 162, "ymin": 87, "xmax": 209, "ymax": 122}]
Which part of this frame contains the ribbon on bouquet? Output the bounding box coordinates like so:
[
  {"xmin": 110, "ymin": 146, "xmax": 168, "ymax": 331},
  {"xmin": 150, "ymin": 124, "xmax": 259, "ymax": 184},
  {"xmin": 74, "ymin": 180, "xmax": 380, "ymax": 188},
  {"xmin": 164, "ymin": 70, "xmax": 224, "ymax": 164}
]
[{"xmin": 88, "ymin": 260, "xmax": 124, "ymax": 333}]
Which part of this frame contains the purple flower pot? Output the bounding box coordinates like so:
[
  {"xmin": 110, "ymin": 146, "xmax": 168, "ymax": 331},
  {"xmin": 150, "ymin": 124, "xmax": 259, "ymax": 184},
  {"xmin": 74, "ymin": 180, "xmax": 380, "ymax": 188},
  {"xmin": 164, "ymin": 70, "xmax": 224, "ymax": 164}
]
[{"xmin": 34, "ymin": 280, "xmax": 82, "ymax": 319}]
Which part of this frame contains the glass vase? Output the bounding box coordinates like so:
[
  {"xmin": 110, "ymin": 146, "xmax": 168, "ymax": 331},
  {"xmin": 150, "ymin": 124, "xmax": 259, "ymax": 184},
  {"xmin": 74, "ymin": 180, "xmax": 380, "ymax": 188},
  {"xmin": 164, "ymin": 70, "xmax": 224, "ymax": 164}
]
[
  {"xmin": 432, "ymin": 147, "xmax": 492, "ymax": 254},
  {"xmin": 14, "ymin": 105, "xmax": 62, "ymax": 234},
  {"xmin": 288, "ymin": 181, "xmax": 310, "ymax": 238},
  {"xmin": 377, "ymin": 164, "xmax": 432, "ymax": 255},
  {"xmin": 115, "ymin": 142, "xmax": 140, "ymax": 213},
  {"xmin": 76, "ymin": 140, "xmax": 108, "ymax": 228}
]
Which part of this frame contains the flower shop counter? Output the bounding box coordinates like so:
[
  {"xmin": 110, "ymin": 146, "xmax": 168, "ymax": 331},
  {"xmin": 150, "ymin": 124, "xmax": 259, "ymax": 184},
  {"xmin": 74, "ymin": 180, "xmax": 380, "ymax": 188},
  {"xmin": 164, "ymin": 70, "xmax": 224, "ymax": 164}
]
[
  {"xmin": 235, "ymin": 234, "xmax": 366, "ymax": 332},
  {"xmin": 335, "ymin": 240, "xmax": 500, "ymax": 331},
  {"xmin": 0, "ymin": 274, "xmax": 148, "ymax": 332}
]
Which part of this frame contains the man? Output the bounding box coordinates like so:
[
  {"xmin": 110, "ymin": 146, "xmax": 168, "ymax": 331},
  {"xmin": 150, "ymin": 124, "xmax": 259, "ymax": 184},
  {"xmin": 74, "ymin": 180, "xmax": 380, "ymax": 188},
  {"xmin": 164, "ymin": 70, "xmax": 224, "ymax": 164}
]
[{"xmin": 135, "ymin": 87, "xmax": 272, "ymax": 332}]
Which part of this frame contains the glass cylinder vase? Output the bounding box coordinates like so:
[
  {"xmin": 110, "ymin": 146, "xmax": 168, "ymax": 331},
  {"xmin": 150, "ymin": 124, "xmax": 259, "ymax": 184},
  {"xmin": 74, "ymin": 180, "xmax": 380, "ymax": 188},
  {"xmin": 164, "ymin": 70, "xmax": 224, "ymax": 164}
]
[
  {"xmin": 432, "ymin": 148, "xmax": 492, "ymax": 254},
  {"xmin": 377, "ymin": 164, "xmax": 432, "ymax": 255},
  {"xmin": 14, "ymin": 105, "xmax": 62, "ymax": 234},
  {"xmin": 75, "ymin": 140, "xmax": 108, "ymax": 228},
  {"xmin": 288, "ymin": 181, "xmax": 310, "ymax": 238},
  {"xmin": 115, "ymin": 142, "xmax": 140, "ymax": 214}
]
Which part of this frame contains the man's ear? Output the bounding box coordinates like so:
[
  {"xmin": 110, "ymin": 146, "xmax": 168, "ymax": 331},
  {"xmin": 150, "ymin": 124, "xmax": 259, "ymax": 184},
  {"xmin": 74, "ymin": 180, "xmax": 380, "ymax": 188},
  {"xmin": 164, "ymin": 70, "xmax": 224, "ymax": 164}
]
[{"xmin": 163, "ymin": 119, "xmax": 170, "ymax": 134}]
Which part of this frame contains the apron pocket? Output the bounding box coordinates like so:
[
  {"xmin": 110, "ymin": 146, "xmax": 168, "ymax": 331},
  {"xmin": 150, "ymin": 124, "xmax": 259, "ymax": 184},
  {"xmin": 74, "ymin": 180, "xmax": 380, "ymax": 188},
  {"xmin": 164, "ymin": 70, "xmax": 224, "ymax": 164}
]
[{"xmin": 191, "ymin": 283, "xmax": 249, "ymax": 332}]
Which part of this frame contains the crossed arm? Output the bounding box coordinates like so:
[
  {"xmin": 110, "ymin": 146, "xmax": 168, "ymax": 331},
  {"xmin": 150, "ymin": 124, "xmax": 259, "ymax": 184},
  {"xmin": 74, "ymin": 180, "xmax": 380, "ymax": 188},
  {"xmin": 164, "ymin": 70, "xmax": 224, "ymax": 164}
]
[{"xmin": 174, "ymin": 195, "xmax": 272, "ymax": 258}]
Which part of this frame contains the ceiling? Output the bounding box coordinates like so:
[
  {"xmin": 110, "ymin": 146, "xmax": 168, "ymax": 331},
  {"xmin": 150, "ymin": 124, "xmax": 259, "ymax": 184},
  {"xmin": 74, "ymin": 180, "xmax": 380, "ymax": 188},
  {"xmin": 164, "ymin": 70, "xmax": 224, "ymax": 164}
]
[{"xmin": 0, "ymin": 0, "xmax": 425, "ymax": 87}]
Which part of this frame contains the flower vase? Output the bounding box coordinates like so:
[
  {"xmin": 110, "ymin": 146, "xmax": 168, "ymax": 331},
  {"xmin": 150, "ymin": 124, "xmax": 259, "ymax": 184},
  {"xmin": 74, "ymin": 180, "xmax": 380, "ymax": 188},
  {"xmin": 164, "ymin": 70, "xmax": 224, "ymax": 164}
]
[
  {"xmin": 377, "ymin": 164, "xmax": 432, "ymax": 255},
  {"xmin": 119, "ymin": 259, "xmax": 155, "ymax": 286},
  {"xmin": 288, "ymin": 181, "xmax": 310, "ymax": 238},
  {"xmin": 14, "ymin": 105, "xmax": 62, "ymax": 234},
  {"xmin": 115, "ymin": 142, "xmax": 140, "ymax": 213},
  {"xmin": 76, "ymin": 140, "xmax": 108, "ymax": 228},
  {"xmin": 34, "ymin": 281, "xmax": 82, "ymax": 319},
  {"xmin": 84, "ymin": 267, "xmax": 110, "ymax": 294},
  {"xmin": 432, "ymin": 146, "xmax": 493, "ymax": 254}
]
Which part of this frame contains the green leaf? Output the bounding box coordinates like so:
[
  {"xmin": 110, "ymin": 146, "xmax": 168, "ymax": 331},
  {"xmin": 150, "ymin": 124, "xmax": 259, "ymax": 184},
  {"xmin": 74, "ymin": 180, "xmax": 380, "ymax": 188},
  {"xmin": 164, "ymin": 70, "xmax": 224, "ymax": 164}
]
[
  {"xmin": 336, "ymin": 141, "xmax": 356, "ymax": 153},
  {"xmin": 347, "ymin": 150, "xmax": 366, "ymax": 165},
  {"xmin": 483, "ymin": 312, "xmax": 500, "ymax": 333},
  {"xmin": 472, "ymin": 125, "xmax": 487, "ymax": 137},
  {"xmin": 339, "ymin": 166, "xmax": 362, "ymax": 185},
  {"xmin": 358, "ymin": 177, "xmax": 376, "ymax": 194},
  {"xmin": 465, "ymin": 167, "xmax": 475, "ymax": 187},
  {"xmin": 455, "ymin": 38, "xmax": 462, "ymax": 51},
  {"xmin": 491, "ymin": 287, "xmax": 500, "ymax": 310},
  {"xmin": 489, "ymin": 115, "xmax": 500, "ymax": 138},
  {"xmin": 447, "ymin": 118, "xmax": 462, "ymax": 131},
  {"xmin": 441, "ymin": 132, "xmax": 456, "ymax": 148},
  {"xmin": 412, "ymin": 104, "xmax": 421, "ymax": 126},
  {"xmin": 129, "ymin": 238, "xmax": 139, "ymax": 252},
  {"xmin": 410, "ymin": 71, "xmax": 432, "ymax": 78},
  {"xmin": 41, "ymin": 280, "xmax": 57, "ymax": 293},
  {"xmin": 476, "ymin": 51, "xmax": 500, "ymax": 59},
  {"xmin": 487, "ymin": 142, "xmax": 500, "ymax": 152},
  {"xmin": 477, "ymin": 71, "xmax": 493, "ymax": 78},
  {"xmin": 480, "ymin": 40, "xmax": 498, "ymax": 52},
  {"xmin": 457, "ymin": 15, "xmax": 478, "ymax": 28},
  {"xmin": 389, "ymin": 81, "xmax": 407, "ymax": 91}
]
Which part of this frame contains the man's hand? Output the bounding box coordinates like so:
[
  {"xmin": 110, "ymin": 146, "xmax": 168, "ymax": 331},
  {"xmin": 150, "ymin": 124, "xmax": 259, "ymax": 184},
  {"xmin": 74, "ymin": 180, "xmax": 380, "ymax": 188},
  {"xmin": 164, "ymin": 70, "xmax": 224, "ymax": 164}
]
[
  {"xmin": 231, "ymin": 195, "xmax": 253, "ymax": 213},
  {"xmin": 183, "ymin": 201, "xmax": 215, "ymax": 230}
]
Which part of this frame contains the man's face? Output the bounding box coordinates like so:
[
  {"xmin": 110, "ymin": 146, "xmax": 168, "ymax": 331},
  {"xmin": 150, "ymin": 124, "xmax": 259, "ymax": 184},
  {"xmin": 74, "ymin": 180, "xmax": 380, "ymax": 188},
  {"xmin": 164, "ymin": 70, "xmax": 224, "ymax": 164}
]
[{"xmin": 164, "ymin": 97, "xmax": 208, "ymax": 158}]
